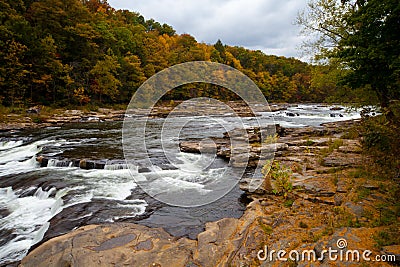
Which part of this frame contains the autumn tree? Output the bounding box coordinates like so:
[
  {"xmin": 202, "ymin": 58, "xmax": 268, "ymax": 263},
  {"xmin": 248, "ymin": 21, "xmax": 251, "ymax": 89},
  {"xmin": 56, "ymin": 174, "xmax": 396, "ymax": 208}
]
[
  {"xmin": 0, "ymin": 40, "xmax": 29, "ymax": 106},
  {"xmin": 119, "ymin": 53, "xmax": 146, "ymax": 102},
  {"xmin": 0, "ymin": 0, "xmax": 30, "ymax": 106},
  {"xmin": 0, "ymin": 0, "xmax": 328, "ymax": 107}
]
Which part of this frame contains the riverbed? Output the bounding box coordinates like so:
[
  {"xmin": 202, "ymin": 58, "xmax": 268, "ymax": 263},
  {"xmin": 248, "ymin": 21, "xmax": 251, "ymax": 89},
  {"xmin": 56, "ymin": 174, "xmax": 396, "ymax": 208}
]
[{"xmin": 0, "ymin": 104, "xmax": 360, "ymax": 265}]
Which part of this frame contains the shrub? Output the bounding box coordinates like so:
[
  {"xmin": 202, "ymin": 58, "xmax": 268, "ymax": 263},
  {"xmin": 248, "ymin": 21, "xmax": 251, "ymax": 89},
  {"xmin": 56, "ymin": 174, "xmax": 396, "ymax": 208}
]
[
  {"xmin": 32, "ymin": 116, "xmax": 44, "ymax": 123},
  {"xmin": 374, "ymin": 228, "xmax": 400, "ymax": 249},
  {"xmin": 261, "ymin": 160, "xmax": 293, "ymax": 198},
  {"xmin": 284, "ymin": 199, "xmax": 294, "ymax": 208},
  {"xmin": 299, "ymin": 221, "xmax": 308, "ymax": 228},
  {"xmin": 359, "ymin": 103, "xmax": 400, "ymax": 178},
  {"xmin": 269, "ymin": 161, "xmax": 293, "ymax": 198}
]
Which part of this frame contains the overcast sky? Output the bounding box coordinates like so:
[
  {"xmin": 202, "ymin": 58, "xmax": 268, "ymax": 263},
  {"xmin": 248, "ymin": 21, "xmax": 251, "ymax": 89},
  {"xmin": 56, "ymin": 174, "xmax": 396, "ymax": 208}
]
[{"xmin": 107, "ymin": 0, "xmax": 308, "ymax": 59}]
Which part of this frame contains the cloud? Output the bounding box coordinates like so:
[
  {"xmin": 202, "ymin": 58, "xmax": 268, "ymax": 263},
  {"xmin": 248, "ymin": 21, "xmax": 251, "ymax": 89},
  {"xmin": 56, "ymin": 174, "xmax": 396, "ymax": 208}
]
[{"xmin": 107, "ymin": 0, "xmax": 307, "ymax": 58}]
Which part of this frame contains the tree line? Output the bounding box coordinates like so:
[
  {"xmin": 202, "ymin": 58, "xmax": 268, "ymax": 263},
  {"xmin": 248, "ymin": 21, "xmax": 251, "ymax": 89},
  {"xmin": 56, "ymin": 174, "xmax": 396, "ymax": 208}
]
[{"xmin": 1, "ymin": 0, "xmax": 346, "ymax": 108}]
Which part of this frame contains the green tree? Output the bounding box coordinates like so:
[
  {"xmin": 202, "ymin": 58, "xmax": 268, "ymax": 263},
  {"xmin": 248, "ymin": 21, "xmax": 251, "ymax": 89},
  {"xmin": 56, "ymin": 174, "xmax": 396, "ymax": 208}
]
[
  {"xmin": 31, "ymin": 36, "xmax": 65, "ymax": 104},
  {"xmin": 0, "ymin": 40, "xmax": 29, "ymax": 106},
  {"xmin": 296, "ymin": 0, "xmax": 355, "ymax": 61},
  {"xmin": 214, "ymin": 39, "xmax": 226, "ymax": 62},
  {"xmin": 269, "ymin": 71, "xmax": 296, "ymax": 102},
  {"xmin": 119, "ymin": 53, "xmax": 146, "ymax": 102},
  {"xmin": 310, "ymin": 63, "xmax": 342, "ymax": 102},
  {"xmin": 337, "ymin": 0, "xmax": 400, "ymax": 108},
  {"xmin": 298, "ymin": 0, "xmax": 400, "ymax": 109},
  {"xmin": 0, "ymin": 0, "xmax": 30, "ymax": 106},
  {"xmin": 90, "ymin": 50, "xmax": 121, "ymax": 103}
]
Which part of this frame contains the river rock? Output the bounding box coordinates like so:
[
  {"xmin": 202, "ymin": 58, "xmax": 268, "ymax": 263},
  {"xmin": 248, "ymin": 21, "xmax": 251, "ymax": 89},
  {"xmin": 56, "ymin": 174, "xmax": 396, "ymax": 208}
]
[
  {"xmin": 179, "ymin": 140, "xmax": 223, "ymax": 154},
  {"xmin": 36, "ymin": 156, "xmax": 49, "ymax": 167},
  {"xmin": 322, "ymin": 152, "xmax": 361, "ymax": 167},
  {"xmin": 78, "ymin": 159, "xmax": 105, "ymax": 169},
  {"xmin": 336, "ymin": 179, "xmax": 349, "ymax": 193},
  {"xmin": 216, "ymin": 146, "xmax": 230, "ymax": 158},
  {"xmin": 344, "ymin": 202, "xmax": 364, "ymax": 218},
  {"xmin": 334, "ymin": 193, "xmax": 345, "ymax": 206},
  {"xmin": 195, "ymin": 218, "xmax": 238, "ymax": 266},
  {"xmin": 26, "ymin": 106, "xmax": 41, "ymax": 114},
  {"xmin": 239, "ymin": 178, "xmax": 270, "ymax": 194},
  {"xmin": 230, "ymin": 154, "xmax": 251, "ymax": 168},
  {"xmin": 281, "ymin": 126, "xmax": 328, "ymax": 138},
  {"xmin": 20, "ymin": 223, "xmax": 197, "ymax": 267},
  {"xmin": 275, "ymin": 124, "xmax": 286, "ymax": 137},
  {"xmin": 285, "ymin": 137, "xmax": 331, "ymax": 147},
  {"xmin": 362, "ymin": 184, "xmax": 379, "ymax": 190},
  {"xmin": 286, "ymin": 112, "xmax": 296, "ymax": 117},
  {"xmin": 21, "ymin": 201, "xmax": 267, "ymax": 267},
  {"xmin": 269, "ymin": 104, "xmax": 288, "ymax": 112},
  {"xmin": 295, "ymin": 178, "xmax": 336, "ymax": 197},
  {"xmin": 338, "ymin": 140, "xmax": 362, "ymax": 154},
  {"xmin": 179, "ymin": 141, "xmax": 201, "ymax": 153},
  {"xmin": 261, "ymin": 143, "xmax": 288, "ymax": 152},
  {"xmin": 64, "ymin": 109, "xmax": 83, "ymax": 115}
]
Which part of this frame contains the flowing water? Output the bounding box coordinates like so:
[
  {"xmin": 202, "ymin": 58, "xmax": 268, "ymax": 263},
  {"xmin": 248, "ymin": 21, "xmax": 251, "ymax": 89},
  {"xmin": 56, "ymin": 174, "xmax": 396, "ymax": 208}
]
[{"xmin": 0, "ymin": 104, "xmax": 360, "ymax": 265}]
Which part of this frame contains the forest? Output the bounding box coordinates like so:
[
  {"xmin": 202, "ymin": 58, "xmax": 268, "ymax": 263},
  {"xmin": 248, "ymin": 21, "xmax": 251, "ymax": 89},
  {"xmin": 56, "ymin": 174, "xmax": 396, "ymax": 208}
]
[{"xmin": 0, "ymin": 0, "xmax": 346, "ymax": 108}]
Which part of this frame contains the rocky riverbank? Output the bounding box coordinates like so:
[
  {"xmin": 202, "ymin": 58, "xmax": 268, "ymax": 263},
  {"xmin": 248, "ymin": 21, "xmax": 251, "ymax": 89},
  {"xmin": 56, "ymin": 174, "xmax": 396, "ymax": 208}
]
[
  {"xmin": 20, "ymin": 119, "xmax": 400, "ymax": 266},
  {"xmin": 0, "ymin": 102, "xmax": 297, "ymax": 131},
  {"xmin": 0, "ymin": 108, "xmax": 127, "ymax": 131}
]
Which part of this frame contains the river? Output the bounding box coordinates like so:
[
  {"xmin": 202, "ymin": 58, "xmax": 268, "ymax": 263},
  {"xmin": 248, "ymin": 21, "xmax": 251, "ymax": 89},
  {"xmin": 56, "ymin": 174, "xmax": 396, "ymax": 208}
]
[{"xmin": 0, "ymin": 104, "xmax": 360, "ymax": 265}]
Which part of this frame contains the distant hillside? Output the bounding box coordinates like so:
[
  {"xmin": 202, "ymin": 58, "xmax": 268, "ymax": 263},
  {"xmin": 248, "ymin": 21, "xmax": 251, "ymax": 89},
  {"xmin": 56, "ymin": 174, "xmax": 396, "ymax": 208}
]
[{"xmin": 0, "ymin": 0, "xmax": 339, "ymax": 107}]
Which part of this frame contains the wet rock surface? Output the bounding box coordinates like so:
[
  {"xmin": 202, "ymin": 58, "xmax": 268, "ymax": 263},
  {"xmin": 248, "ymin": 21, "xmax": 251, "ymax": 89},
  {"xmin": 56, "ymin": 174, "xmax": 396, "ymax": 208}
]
[{"xmin": 179, "ymin": 125, "xmax": 286, "ymax": 168}]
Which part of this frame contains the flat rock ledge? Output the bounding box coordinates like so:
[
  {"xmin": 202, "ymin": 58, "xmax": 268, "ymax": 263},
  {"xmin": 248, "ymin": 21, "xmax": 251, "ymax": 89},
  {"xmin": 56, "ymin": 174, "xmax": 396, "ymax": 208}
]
[
  {"xmin": 21, "ymin": 202, "xmax": 265, "ymax": 267},
  {"xmin": 20, "ymin": 224, "xmax": 197, "ymax": 267},
  {"xmin": 21, "ymin": 199, "xmax": 398, "ymax": 267}
]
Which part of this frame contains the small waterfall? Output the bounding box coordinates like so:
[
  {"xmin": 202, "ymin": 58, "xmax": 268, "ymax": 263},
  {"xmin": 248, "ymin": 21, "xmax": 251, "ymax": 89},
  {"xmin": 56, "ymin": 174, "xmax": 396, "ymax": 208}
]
[
  {"xmin": 47, "ymin": 159, "xmax": 73, "ymax": 168},
  {"xmin": 50, "ymin": 197, "xmax": 64, "ymax": 215},
  {"xmin": 33, "ymin": 187, "xmax": 56, "ymax": 199},
  {"xmin": 31, "ymin": 222, "xmax": 50, "ymax": 246},
  {"xmin": 0, "ymin": 141, "xmax": 44, "ymax": 165},
  {"xmin": 0, "ymin": 140, "xmax": 23, "ymax": 151},
  {"xmin": 0, "ymin": 186, "xmax": 65, "ymax": 265},
  {"xmin": 38, "ymin": 157, "xmax": 143, "ymax": 170},
  {"xmin": 104, "ymin": 163, "xmax": 137, "ymax": 170}
]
